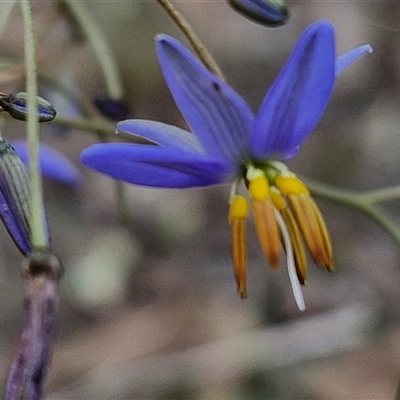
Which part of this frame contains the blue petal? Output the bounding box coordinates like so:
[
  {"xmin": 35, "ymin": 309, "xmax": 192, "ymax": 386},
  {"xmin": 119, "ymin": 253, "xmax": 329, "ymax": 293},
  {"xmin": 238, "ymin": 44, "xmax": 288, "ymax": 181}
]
[
  {"xmin": 251, "ymin": 20, "xmax": 335, "ymax": 159},
  {"xmin": 81, "ymin": 143, "xmax": 234, "ymax": 188},
  {"xmin": 335, "ymin": 44, "xmax": 372, "ymax": 76},
  {"xmin": 11, "ymin": 141, "xmax": 81, "ymax": 185},
  {"xmin": 156, "ymin": 35, "xmax": 254, "ymax": 163},
  {"xmin": 117, "ymin": 119, "xmax": 204, "ymax": 153},
  {"xmin": 228, "ymin": 0, "xmax": 288, "ymax": 26}
]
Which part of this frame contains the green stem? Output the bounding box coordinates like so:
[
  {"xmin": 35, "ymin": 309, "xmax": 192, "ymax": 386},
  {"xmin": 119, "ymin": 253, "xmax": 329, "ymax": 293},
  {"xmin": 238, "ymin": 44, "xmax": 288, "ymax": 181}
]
[
  {"xmin": 155, "ymin": 0, "xmax": 225, "ymax": 80},
  {"xmin": 360, "ymin": 185, "xmax": 400, "ymax": 204},
  {"xmin": 21, "ymin": 0, "xmax": 48, "ymax": 249},
  {"xmin": 63, "ymin": 0, "xmax": 123, "ymax": 99},
  {"xmin": 54, "ymin": 114, "xmax": 115, "ymax": 138},
  {"xmin": 308, "ymin": 180, "xmax": 400, "ymax": 248},
  {"xmin": 306, "ymin": 180, "xmax": 364, "ymax": 209},
  {"xmin": 115, "ymin": 180, "xmax": 130, "ymax": 224},
  {"xmin": 53, "ymin": 115, "xmax": 151, "ymax": 144}
]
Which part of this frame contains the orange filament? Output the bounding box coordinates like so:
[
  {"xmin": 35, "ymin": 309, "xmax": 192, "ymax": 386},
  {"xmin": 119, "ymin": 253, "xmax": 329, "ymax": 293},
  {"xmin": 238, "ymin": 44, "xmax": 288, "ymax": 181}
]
[
  {"xmin": 308, "ymin": 197, "xmax": 334, "ymax": 271},
  {"xmin": 229, "ymin": 195, "xmax": 249, "ymax": 299},
  {"xmin": 231, "ymin": 218, "xmax": 248, "ymax": 299},
  {"xmin": 288, "ymin": 192, "xmax": 330, "ymax": 269},
  {"xmin": 251, "ymin": 197, "xmax": 281, "ymax": 270}
]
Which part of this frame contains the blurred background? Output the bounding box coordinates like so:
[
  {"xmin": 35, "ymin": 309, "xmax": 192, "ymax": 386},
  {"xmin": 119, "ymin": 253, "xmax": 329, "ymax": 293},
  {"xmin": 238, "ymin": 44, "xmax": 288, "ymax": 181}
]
[{"xmin": 0, "ymin": 1, "xmax": 398, "ymax": 399}]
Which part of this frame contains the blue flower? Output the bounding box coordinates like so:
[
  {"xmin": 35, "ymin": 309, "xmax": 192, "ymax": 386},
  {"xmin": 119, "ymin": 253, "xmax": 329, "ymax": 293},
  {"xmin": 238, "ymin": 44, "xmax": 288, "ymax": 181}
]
[{"xmin": 81, "ymin": 20, "xmax": 372, "ymax": 310}]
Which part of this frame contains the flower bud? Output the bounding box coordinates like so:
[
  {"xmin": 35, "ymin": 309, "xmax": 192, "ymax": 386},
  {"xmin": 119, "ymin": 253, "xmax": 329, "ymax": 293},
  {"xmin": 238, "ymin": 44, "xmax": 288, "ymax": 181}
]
[
  {"xmin": 0, "ymin": 139, "xmax": 50, "ymax": 255},
  {"xmin": 93, "ymin": 97, "xmax": 130, "ymax": 121},
  {"xmin": 0, "ymin": 92, "xmax": 57, "ymax": 122},
  {"xmin": 228, "ymin": 0, "xmax": 288, "ymax": 26}
]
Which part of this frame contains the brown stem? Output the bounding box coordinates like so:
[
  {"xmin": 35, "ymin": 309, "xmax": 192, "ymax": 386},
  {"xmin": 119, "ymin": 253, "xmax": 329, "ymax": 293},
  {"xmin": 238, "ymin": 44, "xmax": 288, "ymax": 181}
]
[{"xmin": 155, "ymin": 0, "xmax": 225, "ymax": 80}]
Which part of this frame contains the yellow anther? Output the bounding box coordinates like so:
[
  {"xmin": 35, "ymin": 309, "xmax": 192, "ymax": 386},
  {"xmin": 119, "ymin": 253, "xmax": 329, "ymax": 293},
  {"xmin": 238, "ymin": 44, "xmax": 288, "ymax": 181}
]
[
  {"xmin": 229, "ymin": 195, "xmax": 249, "ymax": 223},
  {"xmin": 275, "ymin": 175, "xmax": 310, "ymax": 196},
  {"xmin": 270, "ymin": 188, "xmax": 287, "ymax": 210},
  {"xmin": 248, "ymin": 175, "xmax": 270, "ymax": 202}
]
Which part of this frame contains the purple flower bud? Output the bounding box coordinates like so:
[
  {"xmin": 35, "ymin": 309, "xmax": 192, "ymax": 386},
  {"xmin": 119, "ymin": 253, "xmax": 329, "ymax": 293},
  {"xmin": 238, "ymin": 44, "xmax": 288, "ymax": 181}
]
[
  {"xmin": 93, "ymin": 97, "xmax": 131, "ymax": 121},
  {"xmin": 0, "ymin": 92, "xmax": 57, "ymax": 122},
  {"xmin": 0, "ymin": 139, "xmax": 50, "ymax": 255},
  {"xmin": 228, "ymin": 0, "xmax": 288, "ymax": 26}
]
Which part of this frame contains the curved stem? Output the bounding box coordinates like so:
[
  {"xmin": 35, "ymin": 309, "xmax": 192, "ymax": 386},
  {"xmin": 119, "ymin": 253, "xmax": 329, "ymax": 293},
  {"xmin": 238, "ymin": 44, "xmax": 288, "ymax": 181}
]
[
  {"xmin": 21, "ymin": 0, "xmax": 48, "ymax": 249},
  {"xmin": 360, "ymin": 185, "xmax": 400, "ymax": 204},
  {"xmin": 307, "ymin": 179, "xmax": 400, "ymax": 248},
  {"xmin": 63, "ymin": 0, "xmax": 123, "ymax": 99},
  {"xmin": 155, "ymin": 0, "xmax": 225, "ymax": 80}
]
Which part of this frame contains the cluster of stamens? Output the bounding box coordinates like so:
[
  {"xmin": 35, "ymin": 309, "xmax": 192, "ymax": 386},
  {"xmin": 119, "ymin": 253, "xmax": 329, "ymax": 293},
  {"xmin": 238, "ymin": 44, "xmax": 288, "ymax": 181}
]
[{"xmin": 228, "ymin": 163, "xmax": 333, "ymax": 310}]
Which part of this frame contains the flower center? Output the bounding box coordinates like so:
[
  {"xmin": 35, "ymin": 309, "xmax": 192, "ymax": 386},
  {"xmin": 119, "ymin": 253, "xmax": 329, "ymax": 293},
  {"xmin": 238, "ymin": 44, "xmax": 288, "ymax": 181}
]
[{"xmin": 228, "ymin": 162, "xmax": 334, "ymax": 309}]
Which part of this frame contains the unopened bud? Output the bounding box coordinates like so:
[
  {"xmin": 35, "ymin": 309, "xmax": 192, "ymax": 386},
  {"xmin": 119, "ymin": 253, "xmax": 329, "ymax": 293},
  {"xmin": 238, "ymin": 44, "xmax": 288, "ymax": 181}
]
[
  {"xmin": 93, "ymin": 97, "xmax": 130, "ymax": 121},
  {"xmin": 0, "ymin": 139, "xmax": 50, "ymax": 255},
  {"xmin": 227, "ymin": 0, "xmax": 288, "ymax": 26},
  {"xmin": 0, "ymin": 92, "xmax": 57, "ymax": 122}
]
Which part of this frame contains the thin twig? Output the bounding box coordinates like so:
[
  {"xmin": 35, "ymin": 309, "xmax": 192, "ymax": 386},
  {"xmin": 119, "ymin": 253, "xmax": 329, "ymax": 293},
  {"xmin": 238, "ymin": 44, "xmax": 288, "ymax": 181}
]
[
  {"xmin": 360, "ymin": 185, "xmax": 400, "ymax": 204},
  {"xmin": 155, "ymin": 0, "xmax": 225, "ymax": 80},
  {"xmin": 21, "ymin": 0, "xmax": 47, "ymax": 249}
]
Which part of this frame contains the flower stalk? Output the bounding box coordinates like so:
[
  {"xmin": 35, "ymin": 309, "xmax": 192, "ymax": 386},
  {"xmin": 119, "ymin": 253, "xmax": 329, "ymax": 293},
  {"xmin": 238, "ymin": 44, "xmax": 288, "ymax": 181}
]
[
  {"xmin": 21, "ymin": 0, "xmax": 48, "ymax": 250},
  {"xmin": 155, "ymin": 0, "xmax": 225, "ymax": 80}
]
